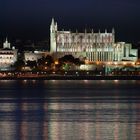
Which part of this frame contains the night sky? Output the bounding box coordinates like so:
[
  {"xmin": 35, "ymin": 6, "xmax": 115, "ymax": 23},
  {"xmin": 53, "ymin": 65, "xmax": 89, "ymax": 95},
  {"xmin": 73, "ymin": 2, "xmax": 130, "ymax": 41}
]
[{"xmin": 0, "ymin": 0, "xmax": 140, "ymax": 43}]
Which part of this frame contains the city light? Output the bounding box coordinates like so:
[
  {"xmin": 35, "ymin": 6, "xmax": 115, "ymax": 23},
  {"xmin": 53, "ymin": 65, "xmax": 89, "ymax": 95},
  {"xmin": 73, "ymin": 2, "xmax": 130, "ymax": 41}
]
[
  {"xmin": 0, "ymin": 19, "xmax": 139, "ymax": 78},
  {"xmin": 55, "ymin": 61, "xmax": 59, "ymax": 65}
]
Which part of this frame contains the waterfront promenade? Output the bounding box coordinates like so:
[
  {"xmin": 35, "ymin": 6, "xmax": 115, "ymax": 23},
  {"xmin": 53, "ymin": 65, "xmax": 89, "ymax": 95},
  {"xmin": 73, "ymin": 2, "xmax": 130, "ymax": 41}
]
[{"xmin": 0, "ymin": 71, "xmax": 140, "ymax": 80}]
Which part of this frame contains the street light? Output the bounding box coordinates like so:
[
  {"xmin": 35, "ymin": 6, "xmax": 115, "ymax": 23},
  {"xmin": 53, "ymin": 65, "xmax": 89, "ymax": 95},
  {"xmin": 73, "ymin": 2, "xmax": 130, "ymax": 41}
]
[{"xmin": 55, "ymin": 61, "xmax": 59, "ymax": 65}]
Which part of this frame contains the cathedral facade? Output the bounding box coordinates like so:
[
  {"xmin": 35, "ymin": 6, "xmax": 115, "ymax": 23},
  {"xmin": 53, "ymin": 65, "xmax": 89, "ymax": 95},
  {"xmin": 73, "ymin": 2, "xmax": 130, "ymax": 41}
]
[{"xmin": 50, "ymin": 18, "xmax": 138, "ymax": 62}]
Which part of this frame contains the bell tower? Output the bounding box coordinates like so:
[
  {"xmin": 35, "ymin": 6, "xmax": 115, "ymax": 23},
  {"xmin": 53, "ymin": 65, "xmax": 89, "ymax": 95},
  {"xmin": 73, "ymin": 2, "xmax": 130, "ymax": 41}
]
[{"xmin": 50, "ymin": 18, "xmax": 57, "ymax": 53}]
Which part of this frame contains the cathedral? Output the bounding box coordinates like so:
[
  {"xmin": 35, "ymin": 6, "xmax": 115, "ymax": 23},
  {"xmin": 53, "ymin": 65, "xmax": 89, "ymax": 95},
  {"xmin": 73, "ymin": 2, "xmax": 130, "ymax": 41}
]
[{"xmin": 50, "ymin": 18, "xmax": 138, "ymax": 62}]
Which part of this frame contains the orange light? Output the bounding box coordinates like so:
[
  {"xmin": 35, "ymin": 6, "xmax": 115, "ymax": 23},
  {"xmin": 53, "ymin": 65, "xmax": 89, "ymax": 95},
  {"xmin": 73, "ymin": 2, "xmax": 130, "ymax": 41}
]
[
  {"xmin": 123, "ymin": 62, "xmax": 126, "ymax": 65},
  {"xmin": 85, "ymin": 59, "xmax": 89, "ymax": 64},
  {"xmin": 107, "ymin": 62, "xmax": 111, "ymax": 65},
  {"xmin": 55, "ymin": 61, "xmax": 59, "ymax": 65},
  {"xmin": 96, "ymin": 61, "xmax": 100, "ymax": 65}
]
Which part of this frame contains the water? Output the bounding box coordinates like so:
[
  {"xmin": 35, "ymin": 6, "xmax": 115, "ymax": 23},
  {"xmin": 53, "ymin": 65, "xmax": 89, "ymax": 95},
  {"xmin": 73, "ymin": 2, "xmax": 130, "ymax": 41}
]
[{"xmin": 0, "ymin": 80, "xmax": 140, "ymax": 140}]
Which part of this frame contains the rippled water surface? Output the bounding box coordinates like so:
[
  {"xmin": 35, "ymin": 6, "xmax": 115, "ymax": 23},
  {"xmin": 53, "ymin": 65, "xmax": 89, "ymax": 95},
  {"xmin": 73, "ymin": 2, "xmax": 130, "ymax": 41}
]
[{"xmin": 0, "ymin": 80, "xmax": 140, "ymax": 140}]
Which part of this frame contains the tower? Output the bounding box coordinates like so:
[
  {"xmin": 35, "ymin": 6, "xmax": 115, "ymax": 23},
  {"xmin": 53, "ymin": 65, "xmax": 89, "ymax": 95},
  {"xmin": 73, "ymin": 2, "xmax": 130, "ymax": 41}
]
[
  {"xmin": 50, "ymin": 18, "xmax": 57, "ymax": 53},
  {"xmin": 112, "ymin": 28, "xmax": 115, "ymax": 43},
  {"xmin": 3, "ymin": 37, "xmax": 11, "ymax": 49}
]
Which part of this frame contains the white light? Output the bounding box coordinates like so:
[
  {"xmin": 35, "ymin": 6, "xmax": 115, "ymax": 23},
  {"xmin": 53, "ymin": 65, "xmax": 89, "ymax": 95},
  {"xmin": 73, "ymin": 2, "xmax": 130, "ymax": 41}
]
[
  {"xmin": 123, "ymin": 62, "xmax": 126, "ymax": 65},
  {"xmin": 107, "ymin": 62, "xmax": 111, "ymax": 65},
  {"xmin": 23, "ymin": 80, "xmax": 27, "ymax": 83},
  {"xmin": 114, "ymin": 80, "xmax": 119, "ymax": 83}
]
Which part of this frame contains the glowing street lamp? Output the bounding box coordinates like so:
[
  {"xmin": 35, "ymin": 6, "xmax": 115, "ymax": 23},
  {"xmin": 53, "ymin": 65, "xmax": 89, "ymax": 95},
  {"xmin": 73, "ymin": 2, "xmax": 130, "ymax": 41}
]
[{"xmin": 55, "ymin": 61, "xmax": 59, "ymax": 65}]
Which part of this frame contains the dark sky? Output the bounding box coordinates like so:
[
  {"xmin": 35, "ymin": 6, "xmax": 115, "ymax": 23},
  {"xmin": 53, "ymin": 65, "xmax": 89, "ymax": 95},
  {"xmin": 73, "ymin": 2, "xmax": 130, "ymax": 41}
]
[{"xmin": 0, "ymin": 0, "xmax": 140, "ymax": 43}]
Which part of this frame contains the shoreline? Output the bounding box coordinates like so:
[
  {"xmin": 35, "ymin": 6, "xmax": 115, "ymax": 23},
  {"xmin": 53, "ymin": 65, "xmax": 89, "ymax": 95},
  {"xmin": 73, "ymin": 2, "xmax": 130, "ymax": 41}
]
[{"xmin": 0, "ymin": 75, "xmax": 140, "ymax": 80}]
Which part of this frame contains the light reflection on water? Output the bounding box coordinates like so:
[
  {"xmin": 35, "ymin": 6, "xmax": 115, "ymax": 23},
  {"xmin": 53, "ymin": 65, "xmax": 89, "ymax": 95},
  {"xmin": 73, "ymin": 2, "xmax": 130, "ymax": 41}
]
[{"xmin": 0, "ymin": 80, "xmax": 139, "ymax": 140}]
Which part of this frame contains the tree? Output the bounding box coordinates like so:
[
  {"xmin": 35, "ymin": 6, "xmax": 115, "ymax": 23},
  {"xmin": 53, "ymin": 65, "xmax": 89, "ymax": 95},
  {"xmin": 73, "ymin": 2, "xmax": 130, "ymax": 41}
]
[
  {"xmin": 74, "ymin": 58, "xmax": 84, "ymax": 66},
  {"xmin": 37, "ymin": 55, "xmax": 54, "ymax": 71},
  {"xmin": 45, "ymin": 55, "xmax": 54, "ymax": 66},
  {"xmin": 26, "ymin": 60, "xmax": 37, "ymax": 68},
  {"xmin": 14, "ymin": 59, "xmax": 25, "ymax": 70},
  {"xmin": 59, "ymin": 55, "xmax": 84, "ymax": 65},
  {"xmin": 59, "ymin": 55, "xmax": 75, "ymax": 64},
  {"xmin": 38, "ymin": 56, "xmax": 46, "ymax": 66},
  {"xmin": 38, "ymin": 55, "xmax": 54, "ymax": 66}
]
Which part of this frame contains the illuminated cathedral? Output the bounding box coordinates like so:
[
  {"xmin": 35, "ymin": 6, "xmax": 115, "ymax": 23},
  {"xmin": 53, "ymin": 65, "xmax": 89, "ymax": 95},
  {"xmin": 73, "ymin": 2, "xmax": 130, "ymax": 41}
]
[{"xmin": 50, "ymin": 18, "xmax": 138, "ymax": 62}]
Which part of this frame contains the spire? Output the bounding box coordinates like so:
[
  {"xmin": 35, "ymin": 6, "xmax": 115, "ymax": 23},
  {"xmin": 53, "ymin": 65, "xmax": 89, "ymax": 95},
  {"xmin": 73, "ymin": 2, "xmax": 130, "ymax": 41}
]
[
  {"xmin": 50, "ymin": 18, "xmax": 57, "ymax": 32},
  {"xmin": 55, "ymin": 21, "xmax": 57, "ymax": 26},
  {"xmin": 85, "ymin": 28, "xmax": 87, "ymax": 34},
  {"xmin": 112, "ymin": 28, "xmax": 115, "ymax": 34},
  {"xmin": 112, "ymin": 28, "xmax": 115, "ymax": 43},
  {"xmin": 3, "ymin": 37, "xmax": 10, "ymax": 49},
  {"xmin": 5, "ymin": 37, "xmax": 8, "ymax": 43},
  {"xmin": 51, "ymin": 18, "xmax": 55, "ymax": 25},
  {"xmin": 55, "ymin": 22, "xmax": 58, "ymax": 31}
]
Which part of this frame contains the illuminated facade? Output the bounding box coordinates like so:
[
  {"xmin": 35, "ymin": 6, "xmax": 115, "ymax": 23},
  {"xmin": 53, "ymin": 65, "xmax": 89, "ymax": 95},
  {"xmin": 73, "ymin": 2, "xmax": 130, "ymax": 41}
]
[
  {"xmin": 50, "ymin": 18, "xmax": 138, "ymax": 62},
  {"xmin": 0, "ymin": 38, "xmax": 17, "ymax": 70},
  {"xmin": 3, "ymin": 38, "xmax": 11, "ymax": 49},
  {"xmin": 24, "ymin": 51, "xmax": 50, "ymax": 62}
]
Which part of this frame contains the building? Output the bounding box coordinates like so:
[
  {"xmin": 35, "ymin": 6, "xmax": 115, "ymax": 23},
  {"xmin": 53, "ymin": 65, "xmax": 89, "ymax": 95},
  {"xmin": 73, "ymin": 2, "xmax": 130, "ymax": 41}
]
[
  {"xmin": 0, "ymin": 38, "xmax": 18, "ymax": 70},
  {"xmin": 3, "ymin": 38, "xmax": 11, "ymax": 49},
  {"xmin": 50, "ymin": 18, "xmax": 138, "ymax": 62},
  {"xmin": 24, "ymin": 51, "xmax": 50, "ymax": 62}
]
